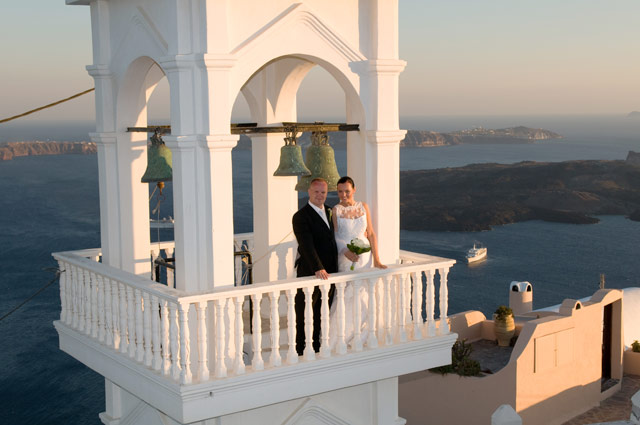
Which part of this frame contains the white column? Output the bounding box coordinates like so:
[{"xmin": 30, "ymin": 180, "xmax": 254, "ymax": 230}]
[
  {"xmin": 250, "ymin": 133, "xmax": 298, "ymax": 283},
  {"xmin": 163, "ymin": 135, "xmax": 199, "ymax": 291},
  {"xmin": 90, "ymin": 131, "xmax": 120, "ymax": 268},
  {"xmin": 351, "ymin": 58, "xmax": 406, "ymax": 265}
]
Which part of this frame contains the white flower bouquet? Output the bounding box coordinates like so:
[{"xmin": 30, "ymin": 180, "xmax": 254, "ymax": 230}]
[{"xmin": 346, "ymin": 238, "xmax": 371, "ymax": 270}]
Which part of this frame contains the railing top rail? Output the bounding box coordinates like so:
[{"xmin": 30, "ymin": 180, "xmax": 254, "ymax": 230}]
[
  {"xmin": 53, "ymin": 251, "xmax": 184, "ymax": 301},
  {"xmin": 54, "ymin": 247, "xmax": 455, "ymax": 305},
  {"xmin": 177, "ymin": 255, "xmax": 455, "ymax": 304}
]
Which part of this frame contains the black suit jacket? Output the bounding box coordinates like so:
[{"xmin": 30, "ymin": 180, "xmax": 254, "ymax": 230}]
[{"xmin": 292, "ymin": 203, "xmax": 338, "ymax": 277}]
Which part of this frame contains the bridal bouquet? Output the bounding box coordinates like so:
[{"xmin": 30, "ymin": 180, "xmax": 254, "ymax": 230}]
[{"xmin": 346, "ymin": 238, "xmax": 371, "ymax": 270}]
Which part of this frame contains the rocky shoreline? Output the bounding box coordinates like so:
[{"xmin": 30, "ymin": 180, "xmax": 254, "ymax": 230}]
[
  {"xmin": 400, "ymin": 158, "xmax": 640, "ymax": 231},
  {"xmin": 0, "ymin": 141, "xmax": 97, "ymax": 161}
]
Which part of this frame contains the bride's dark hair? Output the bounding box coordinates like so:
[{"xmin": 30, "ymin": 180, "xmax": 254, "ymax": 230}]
[{"xmin": 337, "ymin": 176, "xmax": 355, "ymax": 188}]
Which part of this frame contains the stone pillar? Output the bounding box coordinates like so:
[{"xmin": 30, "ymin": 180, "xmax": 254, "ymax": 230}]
[
  {"xmin": 491, "ymin": 404, "xmax": 522, "ymax": 425},
  {"xmin": 250, "ymin": 133, "xmax": 298, "ymax": 283},
  {"xmin": 90, "ymin": 131, "xmax": 120, "ymax": 268}
]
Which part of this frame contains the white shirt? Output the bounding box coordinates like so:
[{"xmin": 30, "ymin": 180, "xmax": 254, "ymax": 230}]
[{"xmin": 308, "ymin": 201, "xmax": 330, "ymax": 228}]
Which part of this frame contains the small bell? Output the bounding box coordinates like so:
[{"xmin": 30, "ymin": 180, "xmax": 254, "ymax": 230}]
[
  {"xmin": 273, "ymin": 135, "xmax": 311, "ymax": 177},
  {"xmin": 295, "ymin": 131, "xmax": 340, "ymax": 192},
  {"xmin": 141, "ymin": 130, "xmax": 172, "ymax": 193}
]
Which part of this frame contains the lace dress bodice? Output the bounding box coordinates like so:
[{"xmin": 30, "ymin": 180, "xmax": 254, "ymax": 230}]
[{"xmin": 334, "ymin": 202, "xmax": 372, "ymax": 272}]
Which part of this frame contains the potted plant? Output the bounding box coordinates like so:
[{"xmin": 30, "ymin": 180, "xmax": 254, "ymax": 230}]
[
  {"xmin": 493, "ymin": 305, "xmax": 515, "ymax": 347},
  {"xmin": 624, "ymin": 340, "xmax": 640, "ymax": 375}
]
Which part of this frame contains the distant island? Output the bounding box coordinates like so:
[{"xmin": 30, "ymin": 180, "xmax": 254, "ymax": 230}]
[
  {"xmin": 402, "ymin": 126, "xmax": 562, "ymax": 148},
  {"xmin": 400, "ymin": 157, "xmax": 640, "ymax": 231},
  {"xmin": 628, "ymin": 111, "xmax": 640, "ymax": 118},
  {"xmin": 0, "ymin": 141, "xmax": 96, "ymax": 161},
  {"xmin": 2, "ymin": 126, "xmax": 560, "ymax": 156}
]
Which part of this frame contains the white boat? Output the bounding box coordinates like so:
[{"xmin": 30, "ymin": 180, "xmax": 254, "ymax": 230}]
[{"xmin": 466, "ymin": 244, "xmax": 487, "ymax": 263}]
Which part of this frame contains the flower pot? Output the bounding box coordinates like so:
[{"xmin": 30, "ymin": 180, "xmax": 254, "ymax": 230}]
[{"xmin": 494, "ymin": 315, "xmax": 515, "ymax": 347}]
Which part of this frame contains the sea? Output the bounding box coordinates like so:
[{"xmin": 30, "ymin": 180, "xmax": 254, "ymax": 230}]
[{"xmin": 1, "ymin": 115, "xmax": 639, "ymax": 424}]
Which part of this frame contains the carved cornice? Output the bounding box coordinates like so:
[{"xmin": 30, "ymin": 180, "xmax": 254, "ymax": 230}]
[
  {"xmin": 349, "ymin": 59, "xmax": 407, "ymax": 76},
  {"xmin": 365, "ymin": 130, "xmax": 407, "ymax": 145},
  {"xmin": 86, "ymin": 64, "xmax": 113, "ymax": 79}
]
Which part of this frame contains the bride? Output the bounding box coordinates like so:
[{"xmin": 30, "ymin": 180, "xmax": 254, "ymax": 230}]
[{"xmin": 328, "ymin": 176, "xmax": 386, "ymax": 351}]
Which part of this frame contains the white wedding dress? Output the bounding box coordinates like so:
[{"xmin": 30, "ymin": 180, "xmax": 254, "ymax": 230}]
[{"xmin": 329, "ymin": 202, "xmax": 372, "ymax": 351}]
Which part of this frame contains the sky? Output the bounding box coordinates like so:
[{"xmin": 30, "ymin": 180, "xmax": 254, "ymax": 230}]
[{"xmin": 0, "ymin": 0, "xmax": 639, "ymax": 125}]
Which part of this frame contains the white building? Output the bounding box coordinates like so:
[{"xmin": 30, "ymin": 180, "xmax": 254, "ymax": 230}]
[{"xmin": 54, "ymin": 1, "xmax": 457, "ymax": 424}]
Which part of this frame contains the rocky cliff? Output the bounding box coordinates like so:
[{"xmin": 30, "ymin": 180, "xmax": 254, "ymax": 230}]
[
  {"xmin": 401, "ymin": 160, "xmax": 640, "ymax": 231},
  {"xmin": 0, "ymin": 141, "xmax": 97, "ymax": 161}
]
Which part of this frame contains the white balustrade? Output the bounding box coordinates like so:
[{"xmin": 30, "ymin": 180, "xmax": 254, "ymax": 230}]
[{"xmin": 52, "ymin": 248, "xmax": 454, "ymax": 387}]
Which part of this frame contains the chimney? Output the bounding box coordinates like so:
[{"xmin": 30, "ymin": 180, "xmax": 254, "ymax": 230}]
[{"xmin": 509, "ymin": 281, "xmax": 532, "ymax": 315}]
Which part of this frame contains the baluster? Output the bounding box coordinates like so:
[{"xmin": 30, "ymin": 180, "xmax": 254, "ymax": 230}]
[
  {"xmin": 352, "ymin": 280, "xmax": 363, "ymax": 352},
  {"xmin": 411, "ymin": 271, "xmax": 423, "ymax": 340},
  {"xmin": 151, "ymin": 295, "xmax": 161, "ymax": 371},
  {"xmin": 135, "ymin": 289, "xmax": 144, "ymax": 362},
  {"xmin": 383, "ymin": 276, "xmax": 393, "ymax": 346},
  {"xmin": 58, "ymin": 260, "xmax": 67, "ymax": 322},
  {"xmin": 389, "ymin": 275, "xmax": 398, "ymax": 341},
  {"xmin": 396, "ymin": 274, "xmax": 408, "ymax": 342},
  {"xmin": 376, "ymin": 276, "xmax": 384, "ymax": 342},
  {"xmin": 438, "ymin": 268, "xmax": 450, "ymax": 334},
  {"xmin": 319, "ymin": 283, "xmax": 331, "ymax": 358},
  {"xmin": 169, "ymin": 302, "xmax": 180, "ymax": 380},
  {"xmin": 119, "ymin": 283, "xmax": 128, "ymax": 354},
  {"xmin": 267, "ymin": 291, "xmax": 282, "ymax": 367},
  {"xmin": 85, "ymin": 269, "xmax": 93, "ymax": 335},
  {"xmin": 64, "ymin": 262, "xmax": 73, "ymax": 325},
  {"xmin": 150, "ymin": 250, "xmax": 158, "ymax": 281},
  {"xmin": 126, "ymin": 287, "xmax": 136, "ymax": 358},
  {"xmin": 143, "ymin": 292, "xmax": 153, "ymax": 367},
  {"xmin": 103, "ymin": 277, "xmax": 112, "ymax": 346},
  {"xmin": 111, "ymin": 280, "xmax": 120, "ymax": 351},
  {"xmin": 426, "ymin": 270, "xmax": 436, "ymax": 337},
  {"xmin": 71, "ymin": 265, "xmax": 80, "ymax": 329},
  {"xmin": 225, "ymin": 300, "xmax": 235, "ymax": 371},
  {"xmin": 214, "ymin": 299, "xmax": 227, "ymax": 378},
  {"xmin": 196, "ymin": 301, "xmax": 210, "ymax": 380},
  {"xmin": 366, "ymin": 278, "xmax": 378, "ymax": 348},
  {"xmin": 75, "ymin": 266, "xmax": 84, "ymax": 332},
  {"xmin": 251, "ymin": 294, "xmax": 264, "ymax": 371},
  {"xmin": 302, "ymin": 286, "xmax": 316, "ymax": 360},
  {"xmin": 178, "ymin": 303, "xmax": 192, "ymax": 384},
  {"xmin": 161, "ymin": 300, "xmax": 171, "ymax": 376},
  {"xmin": 97, "ymin": 275, "xmax": 106, "ymax": 342},
  {"xmin": 166, "ymin": 247, "xmax": 175, "ymax": 288},
  {"xmin": 334, "ymin": 282, "xmax": 347, "ymax": 355},
  {"xmin": 285, "ymin": 289, "xmax": 298, "ymax": 364},
  {"xmin": 233, "ymin": 297, "xmax": 244, "ymax": 375},
  {"xmin": 404, "ymin": 271, "xmax": 412, "ymax": 331},
  {"xmin": 90, "ymin": 272, "xmax": 99, "ymax": 338}
]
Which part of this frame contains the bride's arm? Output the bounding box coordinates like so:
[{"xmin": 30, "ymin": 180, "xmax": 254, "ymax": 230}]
[{"xmin": 363, "ymin": 202, "xmax": 387, "ymax": 269}]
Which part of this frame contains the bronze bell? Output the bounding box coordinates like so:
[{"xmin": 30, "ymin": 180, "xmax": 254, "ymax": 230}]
[
  {"xmin": 295, "ymin": 131, "xmax": 340, "ymax": 192},
  {"xmin": 273, "ymin": 133, "xmax": 311, "ymax": 177},
  {"xmin": 141, "ymin": 130, "xmax": 172, "ymax": 193}
]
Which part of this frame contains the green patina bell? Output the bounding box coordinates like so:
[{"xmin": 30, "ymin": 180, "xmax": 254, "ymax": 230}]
[
  {"xmin": 295, "ymin": 131, "xmax": 340, "ymax": 192},
  {"xmin": 141, "ymin": 131, "xmax": 172, "ymax": 190},
  {"xmin": 273, "ymin": 136, "xmax": 311, "ymax": 177}
]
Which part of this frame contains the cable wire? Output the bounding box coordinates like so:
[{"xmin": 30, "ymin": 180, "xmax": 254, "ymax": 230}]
[
  {"xmin": 0, "ymin": 268, "xmax": 60, "ymax": 322},
  {"xmin": 0, "ymin": 88, "xmax": 95, "ymax": 124}
]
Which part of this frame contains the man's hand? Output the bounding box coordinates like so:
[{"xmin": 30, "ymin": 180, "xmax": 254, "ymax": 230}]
[
  {"xmin": 343, "ymin": 249, "xmax": 359, "ymax": 262},
  {"xmin": 315, "ymin": 269, "xmax": 330, "ymax": 280}
]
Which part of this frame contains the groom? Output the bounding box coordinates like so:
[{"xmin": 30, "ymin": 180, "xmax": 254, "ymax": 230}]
[{"xmin": 292, "ymin": 178, "xmax": 338, "ymax": 355}]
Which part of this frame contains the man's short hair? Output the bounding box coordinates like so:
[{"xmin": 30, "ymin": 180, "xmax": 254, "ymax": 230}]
[{"xmin": 310, "ymin": 178, "xmax": 328, "ymax": 187}]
